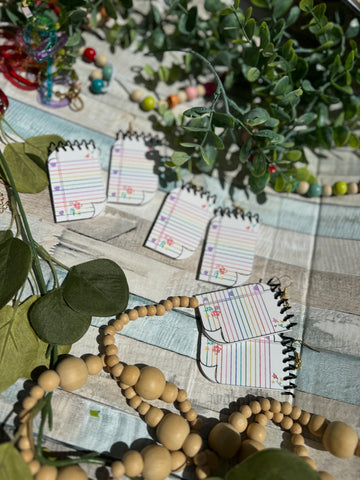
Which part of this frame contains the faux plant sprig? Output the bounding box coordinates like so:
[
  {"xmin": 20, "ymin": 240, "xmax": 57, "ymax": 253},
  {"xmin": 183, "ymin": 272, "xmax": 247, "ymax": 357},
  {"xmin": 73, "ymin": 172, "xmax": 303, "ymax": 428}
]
[{"xmin": 0, "ymin": 115, "xmax": 129, "ymax": 393}]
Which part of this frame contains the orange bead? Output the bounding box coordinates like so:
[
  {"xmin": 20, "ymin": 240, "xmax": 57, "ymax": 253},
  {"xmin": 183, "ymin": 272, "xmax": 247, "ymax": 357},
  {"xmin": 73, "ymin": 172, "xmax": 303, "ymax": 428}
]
[{"xmin": 167, "ymin": 94, "xmax": 179, "ymax": 109}]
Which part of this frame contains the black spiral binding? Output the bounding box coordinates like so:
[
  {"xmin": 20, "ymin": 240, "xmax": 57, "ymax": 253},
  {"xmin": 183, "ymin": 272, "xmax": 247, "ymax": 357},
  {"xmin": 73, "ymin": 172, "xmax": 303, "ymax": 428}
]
[
  {"xmin": 48, "ymin": 139, "xmax": 96, "ymax": 154},
  {"xmin": 214, "ymin": 206, "xmax": 260, "ymax": 223},
  {"xmin": 279, "ymin": 333, "xmax": 298, "ymax": 396},
  {"xmin": 267, "ymin": 277, "xmax": 296, "ymax": 330},
  {"xmin": 181, "ymin": 182, "xmax": 217, "ymax": 204},
  {"xmin": 115, "ymin": 128, "xmax": 161, "ymax": 147}
]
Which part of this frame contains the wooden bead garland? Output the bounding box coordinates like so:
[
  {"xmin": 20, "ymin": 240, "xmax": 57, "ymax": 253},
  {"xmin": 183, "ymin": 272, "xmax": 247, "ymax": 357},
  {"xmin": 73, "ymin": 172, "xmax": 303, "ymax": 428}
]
[
  {"xmin": 295, "ymin": 179, "xmax": 359, "ymax": 197},
  {"xmin": 15, "ymin": 294, "xmax": 359, "ymax": 480}
]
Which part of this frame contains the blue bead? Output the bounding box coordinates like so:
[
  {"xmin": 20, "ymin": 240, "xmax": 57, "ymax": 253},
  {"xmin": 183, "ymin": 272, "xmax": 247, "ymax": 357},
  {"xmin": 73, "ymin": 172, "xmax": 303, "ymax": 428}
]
[
  {"xmin": 102, "ymin": 64, "xmax": 113, "ymax": 82},
  {"xmin": 307, "ymin": 183, "xmax": 322, "ymax": 197},
  {"xmin": 91, "ymin": 78, "xmax": 105, "ymax": 94}
]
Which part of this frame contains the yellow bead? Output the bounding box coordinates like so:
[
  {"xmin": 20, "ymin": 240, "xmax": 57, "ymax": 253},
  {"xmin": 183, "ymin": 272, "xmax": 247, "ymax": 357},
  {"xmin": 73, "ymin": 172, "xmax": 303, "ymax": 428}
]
[
  {"xmin": 35, "ymin": 465, "xmax": 58, "ymax": 480},
  {"xmin": 322, "ymin": 421, "xmax": 358, "ymax": 458},
  {"xmin": 228, "ymin": 412, "xmax": 247, "ymax": 433},
  {"xmin": 137, "ymin": 401, "xmax": 151, "ymax": 416},
  {"xmin": 85, "ymin": 355, "xmax": 103, "ymax": 375},
  {"xmin": 238, "ymin": 439, "xmax": 265, "ymax": 461},
  {"xmin": 142, "ymin": 445, "xmax": 172, "ymax": 480},
  {"xmin": 308, "ymin": 414, "xmax": 327, "ymax": 438},
  {"xmin": 347, "ymin": 181, "xmax": 358, "ymax": 195},
  {"xmin": 177, "ymin": 90, "xmax": 187, "ymax": 103},
  {"xmin": 170, "ymin": 450, "xmax": 186, "ymax": 472},
  {"xmin": 281, "ymin": 402, "xmax": 292, "ymax": 415},
  {"xmin": 135, "ymin": 366, "xmax": 166, "ymax": 400},
  {"xmin": 160, "ymin": 382, "xmax": 178, "ymax": 403},
  {"xmin": 239, "ymin": 404, "xmax": 252, "ymax": 418},
  {"xmin": 290, "ymin": 406, "xmax": 302, "ymax": 420},
  {"xmin": 208, "ymin": 422, "xmax": 241, "ymax": 459},
  {"xmin": 120, "ymin": 365, "xmax": 140, "ymax": 386},
  {"xmin": 196, "ymin": 84, "xmax": 206, "ymax": 96},
  {"xmin": 281, "ymin": 416, "xmax": 293, "ymax": 430},
  {"xmin": 270, "ymin": 399, "xmax": 282, "ymax": 413},
  {"xmin": 122, "ymin": 450, "xmax": 144, "ymax": 478},
  {"xmin": 246, "ymin": 422, "xmax": 266, "ymax": 443},
  {"xmin": 182, "ymin": 432, "xmax": 202, "ymax": 457},
  {"xmin": 145, "ymin": 407, "xmax": 164, "ymax": 427},
  {"xmin": 30, "ymin": 385, "xmax": 44, "ymax": 400},
  {"xmin": 56, "ymin": 357, "xmax": 88, "ymax": 392},
  {"xmin": 111, "ymin": 461, "xmax": 125, "ymax": 478},
  {"xmin": 156, "ymin": 413, "xmax": 190, "ymax": 451},
  {"xmin": 318, "ymin": 472, "xmax": 335, "ymax": 480},
  {"xmin": 37, "ymin": 370, "xmax": 60, "ymax": 392}
]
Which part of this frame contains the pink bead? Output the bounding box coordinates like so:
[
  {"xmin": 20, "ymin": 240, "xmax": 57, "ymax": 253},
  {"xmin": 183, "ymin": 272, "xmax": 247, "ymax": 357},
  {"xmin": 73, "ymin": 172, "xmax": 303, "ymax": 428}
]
[
  {"xmin": 204, "ymin": 82, "xmax": 216, "ymax": 96},
  {"xmin": 185, "ymin": 86, "xmax": 198, "ymax": 101}
]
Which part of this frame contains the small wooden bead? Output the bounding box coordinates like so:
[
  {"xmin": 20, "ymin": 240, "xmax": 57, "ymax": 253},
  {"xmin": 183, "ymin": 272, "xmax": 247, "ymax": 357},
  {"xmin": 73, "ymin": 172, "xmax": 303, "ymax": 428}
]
[
  {"xmin": 120, "ymin": 312, "xmax": 130, "ymax": 324},
  {"xmin": 281, "ymin": 401, "xmax": 292, "ymax": 415},
  {"xmin": 228, "ymin": 412, "xmax": 247, "ymax": 433},
  {"xmin": 208, "ymin": 422, "xmax": 241, "ymax": 459},
  {"xmin": 104, "ymin": 325, "xmax": 116, "ymax": 336},
  {"xmin": 239, "ymin": 404, "xmax": 252, "ymax": 418},
  {"xmin": 137, "ymin": 401, "xmax": 151, "ymax": 416},
  {"xmin": 37, "ymin": 370, "xmax": 60, "ymax": 392},
  {"xmin": 177, "ymin": 389, "xmax": 187, "ymax": 402},
  {"xmin": 179, "ymin": 399, "xmax": 192, "ymax": 413},
  {"xmin": 296, "ymin": 180, "xmax": 310, "ymax": 195},
  {"xmin": 137, "ymin": 306, "xmax": 148, "ymax": 317},
  {"xmin": 281, "ymin": 416, "xmax": 293, "ymax": 430},
  {"xmin": 129, "ymin": 395, "xmax": 142, "ymax": 409},
  {"xmin": 196, "ymin": 84, "xmax": 206, "ymax": 96},
  {"xmin": 302, "ymin": 457, "xmax": 317, "ymax": 470},
  {"xmin": 112, "ymin": 317, "xmax": 125, "ymax": 331},
  {"xmin": 180, "ymin": 296, "xmax": 190, "ymax": 308},
  {"xmin": 290, "ymin": 422, "xmax": 302, "ymax": 435},
  {"xmin": 111, "ymin": 461, "xmax": 125, "ymax": 478},
  {"xmin": 103, "ymin": 335, "xmax": 115, "ymax": 346},
  {"xmin": 193, "ymin": 450, "xmax": 207, "ymax": 466},
  {"xmin": 22, "ymin": 396, "xmax": 37, "ymax": 411},
  {"xmin": 94, "ymin": 54, "xmax": 107, "ymax": 67},
  {"xmin": 318, "ymin": 472, "xmax": 335, "ymax": 480},
  {"xmin": 18, "ymin": 436, "xmax": 31, "ymax": 450},
  {"xmin": 190, "ymin": 416, "xmax": 203, "ymax": 431},
  {"xmin": 177, "ymin": 90, "xmax": 187, "ymax": 103},
  {"xmin": 35, "ymin": 465, "xmax": 58, "ymax": 480},
  {"xmin": 135, "ymin": 366, "xmax": 166, "ymax": 400},
  {"xmin": 189, "ymin": 297, "xmax": 199, "ymax": 309},
  {"xmin": 247, "ymin": 422, "xmax": 266, "ymax": 443},
  {"xmin": 106, "ymin": 355, "xmax": 119, "ymax": 368},
  {"xmin": 30, "ymin": 385, "xmax": 44, "ymax": 400},
  {"xmin": 157, "ymin": 413, "xmax": 190, "ymax": 451},
  {"xmin": 299, "ymin": 411, "xmax": 311, "ymax": 426},
  {"xmin": 141, "ymin": 444, "xmax": 172, "ymax": 480},
  {"xmin": 273, "ymin": 412, "xmax": 284, "ymax": 423},
  {"xmin": 270, "ymin": 399, "xmax": 281, "ymax": 413},
  {"xmin": 170, "ymin": 450, "xmax": 186, "ymax": 472},
  {"xmin": 105, "ymin": 344, "xmax": 118, "ymax": 356},
  {"xmin": 122, "ymin": 450, "xmax": 144, "ymax": 478},
  {"xmin": 28, "ymin": 459, "xmax": 41, "ymax": 475},
  {"xmin": 111, "ymin": 363, "xmax": 124, "ymax": 378},
  {"xmin": 19, "ymin": 409, "xmax": 31, "ymax": 423},
  {"xmin": 156, "ymin": 304, "xmax": 166, "ymax": 316},
  {"xmin": 57, "ymin": 465, "xmax": 87, "ymax": 480},
  {"xmin": 128, "ymin": 309, "xmax": 139, "ymax": 321},
  {"xmin": 147, "ymin": 305, "xmax": 157, "ymax": 316},
  {"xmin": 291, "ymin": 434, "xmax": 305, "ymax": 446},
  {"xmin": 169, "ymin": 296, "xmax": 181, "ymax": 307},
  {"xmin": 120, "ymin": 365, "xmax": 141, "ymax": 386},
  {"xmin": 195, "ymin": 465, "xmax": 211, "ymax": 480},
  {"xmin": 347, "ymin": 181, "xmax": 358, "ymax": 194},
  {"xmin": 249, "ymin": 400, "xmax": 261, "ymax": 414},
  {"xmin": 322, "ymin": 421, "xmax": 358, "ymax": 458},
  {"xmin": 322, "ymin": 184, "xmax": 332, "ymax": 197},
  {"xmin": 56, "ymin": 357, "xmax": 88, "ymax": 392},
  {"xmin": 100, "ymin": 354, "xmax": 106, "ymax": 367},
  {"xmin": 130, "ymin": 89, "xmax": 143, "ymax": 102},
  {"xmin": 124, "ymin": 387, "xmax": 137, "ymax": 399},
  {"xmin": 238, "ymin": 439, "xmax": 265, "ymax": 461},
  {"xmin": 20, "ymin": 423, "xmax": 29, "ymax": 437},
  {"xmin": 160, "ymin": 382, "xmax": 178, "ymax": 403},
  {"xmin": 161, "ymin": 299, "xmax": 173, "ymax": 311},
  {"xmin": 182, "ymin": 432, "xmax": 202, "ymax": 458},
  {"xmin": 145, "ymin": 406, "xmax": 164, "ymax": 427},
  {"xmin": 308, "ymin": 414, "xmax": 327, "ymax": 438},
  {"xmin": 21, "ymin": 449, "xmax": 34, "ymax": 462},
  {"xmin": 255, "ymin": 413, "xmax": 268, "ymax": 426},
  {"xmin": 90, "ymin": 69, "xmax": 102, "ymax": 81},
  {"xmin": 119, "ymin": 381, "xmax": 130, "ymax": 389},
  {"xmin": 85, "ymin": 355, "xmax": 103, "ymax": 375},
  {"xmin": 259, "ymin": 398, "xmax": 271, "ymax": 411},
  {"xmin": 290, "ymin": 406, "xmax": 302, "ymax": 420},
  {"xmin": 293, "ymin": 445, "xmax": 308, "ymax": 456},
  {"xmin": 184, "ymin": 408, "xmax": 197, "ymax": 422}
]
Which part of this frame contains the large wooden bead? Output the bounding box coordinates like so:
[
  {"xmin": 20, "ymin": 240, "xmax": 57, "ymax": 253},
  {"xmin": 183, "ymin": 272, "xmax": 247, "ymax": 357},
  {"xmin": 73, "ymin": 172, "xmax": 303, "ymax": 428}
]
[
  {"xmin": 120, "ymin": 365, "xmax": 140, "ymax": 386},
  {"xmin": 156, "ymin": 413, "xmax": 190, "ymax": 451},
  {"xmin": 238, "ymin": 439, "xmax": 265, "ymax": 461},
  {"xmin": 318, "ymin": 472, "xmax": 335, "ymax": 480},
  {"xmin": 111, "ymin": 461, "xmax": 125, "ymax": 478},
  {"xmin": 247, "ymin": 422, "xmax": 266, "ymax": 443},
  {"xmin": 56, "ymin": 357, "xmax": 88, "ymax": 392},
  {"xmin": 228, "ymin": 412, "xmax": 247, "ymax": 432},
  {"xmin": 142, "ymin": 444, "xmax": 172, "ymax": 480},
  {"xmin": 123, "ymin": 450, "xmax": 144, "ymax": 477},
  {"xmin": 135, "ymin": 366, "xmax": 166, "ymax": 400},
  {"xmin": 322, "ymin": 421, "xmax": 358, "ymax": 458},
  {"xmin": 208, "ymin": 422, "xmax": 241, "ymax": 459},
  {"xmin": 35, "ymin": 465, "xmax": 58, "ymax": 480},
  {"xmin": 308, "ymin": 414, "xmax": 327, "ymax": 438},
  {"xmin": 182, "ymin": 432, "xmax": 202, "ymax": 457},
  {"xmin": 85, "ymin": 355, "xmax": 103, "ymax": 375},
  {"xmin": 37, "ymin": 370, "xmax": 60, "ymax": 392},
  {"xmin": 170, "ymin": 450, "xmax": 186, "ymax": 472},
  {"xmin": 56, "ymin": 465, "xmax": 87, "ymax": 480}
]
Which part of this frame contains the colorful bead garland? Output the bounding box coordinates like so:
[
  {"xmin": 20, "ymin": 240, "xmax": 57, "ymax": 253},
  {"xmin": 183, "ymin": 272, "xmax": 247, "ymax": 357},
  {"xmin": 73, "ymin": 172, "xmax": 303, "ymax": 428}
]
[
  {"xmin": 15, "ymin": 294, "xmax": 360, "ymax": 480},
  {"xmin": 81, "ymin": 46, "xmax": 114, "ymax": 94},
  {"xmin": 296, "ymin": 180, "xmax": 359, "ymax": 197}
]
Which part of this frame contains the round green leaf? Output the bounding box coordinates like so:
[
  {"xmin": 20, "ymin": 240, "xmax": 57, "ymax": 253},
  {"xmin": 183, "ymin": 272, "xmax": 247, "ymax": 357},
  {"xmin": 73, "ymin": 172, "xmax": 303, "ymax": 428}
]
[
  {"xmin": 24, "ymin": 134, "xmax": 65, "ymax": 170},
  {"xmin": 62, "ymin": 259, "xmax": 129, "ymax": 316},
  {"xmin": 29, "ymin": 289, "xmax": 91, "ymax": 344},
  {"xmin": 226, "ymin": 449, "xmax": 321, "ymax": 480},
  {"xmin": 0, "ymin": 442, "xmax": 33, "ymax": 480},
  {"xmin": 0, "ymin": 236, "xmax": 32, "ymax": 309}
]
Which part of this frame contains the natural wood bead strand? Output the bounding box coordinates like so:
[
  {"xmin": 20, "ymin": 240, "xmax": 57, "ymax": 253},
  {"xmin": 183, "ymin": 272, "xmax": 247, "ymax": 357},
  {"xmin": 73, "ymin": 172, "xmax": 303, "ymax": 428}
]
[
  {"xmin": 103, "ymin": 335, "xmax": 115, "ymax": 346},
  {"xmin": 259, "ymin": 397, "xmax": 271, "ymax": 411},
  {"xmin": 122, "ymin": 450, "xmax": 144, "ymax": 477},
  {"xmin": 247, "ymin": 422, "xmax": 267, "ymax": 443},
  {"xmin": 37, "ymin": 370, "xmax": 60, "ymax": 392},
  {"xmin": 293, "ymin": 445, "xmax": 308, "ymax": 456},
  {"xmin": 291, "ymin": 434, "xmax": 305, "ymax": 446},
  {"xmin": 35, "ymin": 465, "xmax": 58, "ymax": 480},
  {"xmin": 281, "ymin": 401, "xmax": 292, "ymax": 415},
  {"xmin": 170, "ymin": 450, "xmax": 187, "ymax": 472},
  {"xmin": 111, "ymin": 460, "xmax": 125, "ymax": 478},
  {"xmin": 177, "ymin": 389, "xmax": 187, "ymax": 402},
  {"xmin": 273, "ymin": 412, "xmax": 284, "ymax": 423},
  {"xmin": 85, "ymin": 355, "xmax": 103, "ymax": 375},
  {"xmin": 280, "ymin": 416, "xmax": 293, "ymax": 430},
  {"xmin": 137, "ymin": 306, "xmax": 148, "ymax": 317},
  {"xmin": 30, "ymin": 385, "xmax": 44, "ymax": 400},
  {"xmin": 308, "ymin": 414, "xmax": 327, "ymax": 437},
  {"xmin": 290, "ymin": 422, "xmax": 302, "ymax": 434},
  {"xmin": 129, "ymin": 395, "xmax": 142, "ymax": 409},
  {"xmin": 180, "ymin": 296, "xmax": 190, "ymax": 308},
  {"xmin": 137, "ymin": 401, "xmax": 151, "ymax": 416},
  {"xmin": 184, "ymin": 408, "xmax": 197, "ymax": 422},
  {"xmin": 161, "ymin": 299, "xmax": 173, "ymax": 311},
  {"xmin": 160, "ymin": 382, "xmax": 178, "ymax": 403},
  {"xmin": 189, "ymin": 296, "xmax": 199, "ymax": 309},
  {"xmin": 299, "ymin": 411, "xmax": 311, "ymax": 425},
  {"xmin": 239, "ymin": 404, "xmax": 252, "ymax": 418},
  {"xmin": 105, "ymin": 355, "xmax": 119, "ymax": 368},
  {"xmin": 290, "ymin": 406, "xmax": 302, "ymax": 420},
  {"xmin": 104, "ymin": 325, "xmax": 116, "ymax": 336},
  {"xmin": 22, "ymin": 396, "xmax": 37, "ymax": 411},
  {"xmin": 124, "ymin": 387, "xmax": 137, "ymax": 399},
  {"xmin": 255, "ymin": 413, "xmax": 268, "ymax": 426},
  {"xmin": 145, "ymin": 406, "xmax": 164, "ymax": 427},
  {"xmin": 111, "ymin": 362, "xmax": 124, "ymax": 378},
  {"xmin": 168, "ymin": 296, "xmax": 181, "ymax": 307},
  {"xmin": 120, "ymin": 365, "xmax": 141, "ymax": 386},
  {"xmin": 264, "ymin": 410, "xmax": 274, "ymax": 420},
  {"xmin": 179, "ymin": 399, "xmax": 192, "ymax": 413},
  {"xmin": 228, "ymin": 412, "xmax": 247, "ymax": 433},
  {"xmin": 146, "ymin": 305, "xmax": 157, "ymax": 316},
  {"xmin": 270, "ymin": 399, "xmax": 281, "ymax": 413},
  {"xmin": 105, "ymin": 344, "xmax": 118, "ymax": 356},
  {"xmin": 128, "ymin": 309, "xmax": 139, "ymax": 321},
  {"xmin": 249, "ymin": 400, "xmax": 261, "ymax": 414}
]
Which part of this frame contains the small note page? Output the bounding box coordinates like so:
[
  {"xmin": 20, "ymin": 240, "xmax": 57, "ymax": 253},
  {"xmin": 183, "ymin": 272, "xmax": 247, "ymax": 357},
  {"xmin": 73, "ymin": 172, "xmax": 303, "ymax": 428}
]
[
  {"xmin": 107, "ymin": 135, "xmax": 158, "ymax": 205},
  {"xmin": 198, "ymin": 210, "xmax": 259, "ymax": 286},
  {"xmin": 48, "ymin": 141, "xmax": 106, "ymax": 223},
  {"xmin": 196, "ymin": 283, "xmax": 294, "ymax": 343},
  {"xmin": 145, "ymin": 186, "xmax": 216, "ymax": 259},
  {"xmin": 199, "ymin": 333, "xmax": 297, "ymax": 391}
]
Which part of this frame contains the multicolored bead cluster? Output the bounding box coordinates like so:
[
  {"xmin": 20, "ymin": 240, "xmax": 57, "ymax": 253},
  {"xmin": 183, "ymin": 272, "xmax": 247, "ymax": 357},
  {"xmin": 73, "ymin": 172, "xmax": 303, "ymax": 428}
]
[
  {"xmin": 81, "ymin": 47, "xmax": 114, "ymax": 94},
  {"xmin": 130, "ymin": 82, "xmax": 216, "ymax": 112},
  {"xmin": 296, "ymin": 180, "xmax": 359, "ymax": 197}
]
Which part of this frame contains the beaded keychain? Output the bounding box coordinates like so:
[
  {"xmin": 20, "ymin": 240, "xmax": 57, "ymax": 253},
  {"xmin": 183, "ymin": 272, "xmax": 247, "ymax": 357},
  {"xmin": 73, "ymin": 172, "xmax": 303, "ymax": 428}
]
[
  {"xmin": 80, "ymin": 46, "xmax": 115, "ymax": 94},
  {"xmin": 15, "ymin": 294, "xmax": 359, "ymax": 480}
]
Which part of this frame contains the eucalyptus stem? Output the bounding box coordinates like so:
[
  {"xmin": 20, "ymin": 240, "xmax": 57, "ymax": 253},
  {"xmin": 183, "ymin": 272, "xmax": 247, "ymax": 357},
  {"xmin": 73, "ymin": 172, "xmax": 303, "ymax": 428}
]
[
  {"xmin": 1, "ymin": 118, "xmax": 27, "ymax": 142},
  {"xmin": 0, "ymin": 149, "xmax": 47, "ymax": 294}
]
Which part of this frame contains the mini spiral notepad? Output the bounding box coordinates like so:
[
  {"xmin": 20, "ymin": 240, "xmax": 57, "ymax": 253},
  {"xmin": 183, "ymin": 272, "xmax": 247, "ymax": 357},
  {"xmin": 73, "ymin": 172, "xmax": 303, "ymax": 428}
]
[
  {"xmin": 198, "ymin": 208, "xmax": 259, "ymax": 286},
  {"xmin": 145, "ymin": 184, "xmax": 216, "ymax": 259},
  {"xmin": 107, "ymin": 131, "xmax": 159, "ymax": 205},
  {"xmin": 47, "ymin": 140, "xmax": 106, "ymax": 223}
]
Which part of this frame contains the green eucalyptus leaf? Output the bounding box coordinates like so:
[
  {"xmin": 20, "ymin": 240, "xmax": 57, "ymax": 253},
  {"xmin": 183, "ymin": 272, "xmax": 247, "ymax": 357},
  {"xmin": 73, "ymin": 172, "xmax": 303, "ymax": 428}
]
[
  {"xmin": 65, "ymin": 31, "xmax": 82, "ymax": 47},
  {"xmin": 183, "ymin": 107, "xmax": 211, "ymax": 118},
  {"xmin": 251, "ymin": 0, "xmax": 268, "ymax": 7},
  {"xmin": 29, "ymin": 289, "xmax": 91, "ymax": 345},
  {"xmin": 239, "ymin": 137, "xmax": 252, "ymax": 163},
  {"xmin": 249, "ymin": 170, "xmax": 269, "ymax": 194},
  {"xmin": 0, "ymin": 442, "xmax": 33, "ymax": 480},
  {"xmin": 317, "ymin": 126, "xmax": 334, "ymax": 149},
  {"xmin": 62, "ymin": 259, "xmax": 129, "ymax": 316},
  {"xmin": 299, "ymin": 0, "xmax": 314, "ymax": 12},
  {"xmin": 206, "ymin": 131, "xmax": 225, "ymax": 150},
  {"xmin": 254, "ymin": 130, "xmax": 285, "ymax": 144},
  {"xmin": 245, "ymin": 107, "xmax": 270, "ymax": 126},
  {"xmin": 205, "ymin": 0, "xmax": 225, "ymax": 13},
  {"xmin": 334, "ymin": 125, "xmax": 350, "ymax": 147},
  {"xmin": 0, "ymin": 230, "xmax": 13, "ymax": 245},
  {"xmin": 286, "ymin": 6, "xmax": 301, "ymax": 27},
  {"xmin": 151, "ymin": 4, "xmax": 162, "ymax": 24},
  {"xmin": 273, "ymin": 0, "xmax": 292, "ymax": 18},
  {"xmin": 0, "ymin": 296, "xmax": 70, "ymax": 392},
  {"xmin": 170, "ymin": 151, "xmax": 191, "ymax": 166},
  {"xmin": 297, "ymin": 113, "xmax": 316, "ymax": 125},
  {"xmin": 151, "ymin": 28, "xmax": 165, "ymax": 49},
  {"xmin": 0, "ymin": 236, "xmax": 32, "ymax": 309},
  {"xmin": 316, "ymin": 103, "xmax": 329, "ymax": 127},
  {"xmin": 212, "ymin": 112, "xmax": 235, "ymax": 128},
  {"xmin": 346, "ymin": 18, "xmax": 360, "ymax": 39},
  {"xmin": 2, "ymin": 143, "xmax": 49, "ymax": 193},
  {"xmin": 24, "ymin": 135, "xmax": 65, "ymax": 170},
  {"xmin": 273, "ymin": 76, "xmax": 291, "ymax": 96},
  {"xmin": 251, "ymin": 152, "xmax": 268, "ymax": 177},
  {"xmin": 144, "ymin": 64, "xmax": 155, "ymax": 77},
  {"xmin": 286, "ymin": 150, "xmax": 302, "ymax": 161},
  {"xmin": 158, "ymin": 66, "xmax": 170, "ymax": 82},
  {"xmin": 246, "ymin": 67, "xmax": 260, "ymax": 82}
]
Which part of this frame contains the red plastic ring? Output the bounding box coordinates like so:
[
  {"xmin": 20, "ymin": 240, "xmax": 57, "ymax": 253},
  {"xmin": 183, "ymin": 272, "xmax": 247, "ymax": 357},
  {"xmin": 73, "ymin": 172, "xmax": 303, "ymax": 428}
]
[{"xmin": 0, "ymin": 89, "xmax": 9, "ymax": 114}]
